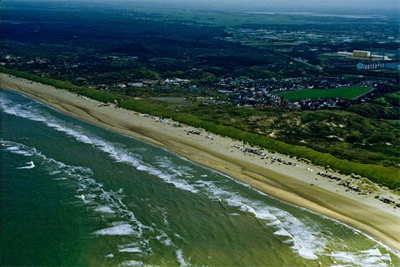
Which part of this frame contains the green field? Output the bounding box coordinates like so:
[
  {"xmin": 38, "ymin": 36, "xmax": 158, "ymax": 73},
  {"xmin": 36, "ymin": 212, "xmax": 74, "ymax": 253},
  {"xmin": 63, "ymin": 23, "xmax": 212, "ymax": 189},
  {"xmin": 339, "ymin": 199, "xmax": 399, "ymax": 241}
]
[{"xmin": 275, "ymin": 86, "xmax": 371, "ymax": 100}]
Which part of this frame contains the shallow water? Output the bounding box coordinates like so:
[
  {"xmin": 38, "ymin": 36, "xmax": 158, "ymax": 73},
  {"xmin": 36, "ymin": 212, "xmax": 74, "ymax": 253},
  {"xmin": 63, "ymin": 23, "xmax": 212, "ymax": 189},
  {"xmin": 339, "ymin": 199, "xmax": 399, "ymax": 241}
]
[{"xmin": 1, "ymin": 89, "xmax": 399, "ymax": 267}]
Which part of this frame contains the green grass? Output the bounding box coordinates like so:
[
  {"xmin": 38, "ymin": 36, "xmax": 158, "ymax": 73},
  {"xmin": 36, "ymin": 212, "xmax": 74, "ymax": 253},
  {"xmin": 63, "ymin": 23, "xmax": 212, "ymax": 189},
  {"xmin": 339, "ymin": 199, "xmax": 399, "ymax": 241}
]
[{"xmin": 275, "ymin": 86, "xmax": 371, "ymax": 100}]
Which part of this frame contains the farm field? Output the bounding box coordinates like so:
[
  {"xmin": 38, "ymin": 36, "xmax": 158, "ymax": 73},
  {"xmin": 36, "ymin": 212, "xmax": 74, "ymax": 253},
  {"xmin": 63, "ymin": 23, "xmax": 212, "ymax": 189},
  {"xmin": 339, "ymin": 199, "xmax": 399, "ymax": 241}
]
[{"xmin": 275, "ymin": 86, "xmax": 371, "ymax": 100}]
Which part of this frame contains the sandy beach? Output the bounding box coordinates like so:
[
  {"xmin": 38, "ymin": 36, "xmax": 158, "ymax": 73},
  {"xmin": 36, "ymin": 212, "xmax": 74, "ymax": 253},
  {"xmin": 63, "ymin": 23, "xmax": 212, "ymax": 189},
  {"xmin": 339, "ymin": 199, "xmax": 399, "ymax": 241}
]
[{"xmin": 1, "ymin": 73, "xmax": 400, "ymax": 252}]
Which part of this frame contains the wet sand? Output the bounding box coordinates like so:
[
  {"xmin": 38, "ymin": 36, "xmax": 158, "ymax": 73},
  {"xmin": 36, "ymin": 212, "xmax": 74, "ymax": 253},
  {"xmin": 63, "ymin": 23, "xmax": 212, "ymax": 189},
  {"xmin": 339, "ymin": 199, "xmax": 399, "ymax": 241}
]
[{"xmin": 1, "ymin": 73, "xmax": 400, "ymax": 251}]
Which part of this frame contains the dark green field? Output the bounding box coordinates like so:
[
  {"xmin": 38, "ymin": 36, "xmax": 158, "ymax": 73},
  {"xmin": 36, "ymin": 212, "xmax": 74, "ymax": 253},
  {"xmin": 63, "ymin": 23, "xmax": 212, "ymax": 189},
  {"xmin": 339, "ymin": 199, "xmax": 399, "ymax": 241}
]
[{"xmin": 275, "ymin": 86, "xmax": 371, "ymax": 100}]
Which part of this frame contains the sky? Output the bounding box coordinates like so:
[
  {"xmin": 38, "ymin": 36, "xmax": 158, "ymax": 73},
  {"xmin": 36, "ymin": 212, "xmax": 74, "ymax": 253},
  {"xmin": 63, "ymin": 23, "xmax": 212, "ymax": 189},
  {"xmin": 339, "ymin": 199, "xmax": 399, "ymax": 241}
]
[
  {"xmin": 76, "ymin": 0, "xmax": 400, "ymax": 10},
  {"xmin": 7, "ymin": 0, "xmax": 400, "ymax": 15},
  {"xmin": 140, "ymin": 0, "xmax": 399, "ymax": 9}
]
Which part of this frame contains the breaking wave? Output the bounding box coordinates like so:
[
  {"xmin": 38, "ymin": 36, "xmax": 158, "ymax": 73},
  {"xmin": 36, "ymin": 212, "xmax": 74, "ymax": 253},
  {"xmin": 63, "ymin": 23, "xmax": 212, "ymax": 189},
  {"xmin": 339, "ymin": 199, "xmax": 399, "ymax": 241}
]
[
  {"xmin": 1, "ymin": 140, "xmax": 146, "ymax": 237},
  {"xmin": 1, "ymin": 139, "xmax": 188, "ymax": 266},
  {"xmin": 1, "ymin": 93, "xmax": 397, "ymax": 265}
]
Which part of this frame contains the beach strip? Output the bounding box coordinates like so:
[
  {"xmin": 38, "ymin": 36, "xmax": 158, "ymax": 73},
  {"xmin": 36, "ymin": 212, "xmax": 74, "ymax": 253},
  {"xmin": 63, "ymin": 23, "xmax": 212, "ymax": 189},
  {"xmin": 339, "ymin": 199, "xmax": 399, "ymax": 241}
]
[{"xmin": 1, "ymin": 73, "xmax": 400, "ymax": 251}]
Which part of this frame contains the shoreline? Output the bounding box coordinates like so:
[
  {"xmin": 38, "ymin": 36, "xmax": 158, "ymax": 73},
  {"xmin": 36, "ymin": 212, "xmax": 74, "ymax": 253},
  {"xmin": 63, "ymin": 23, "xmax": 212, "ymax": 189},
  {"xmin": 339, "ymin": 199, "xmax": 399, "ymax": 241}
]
[{"xmin": 1, "ymin": 73, "xmax": 400, "ymax": 252}]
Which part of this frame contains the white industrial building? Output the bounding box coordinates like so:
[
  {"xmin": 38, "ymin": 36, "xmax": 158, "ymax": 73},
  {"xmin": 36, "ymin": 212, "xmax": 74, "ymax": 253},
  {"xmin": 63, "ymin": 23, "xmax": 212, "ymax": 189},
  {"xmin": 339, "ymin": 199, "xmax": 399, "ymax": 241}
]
[{"xmin": 337, "ymin": 50, "xmax": 390, "ymax": 61}]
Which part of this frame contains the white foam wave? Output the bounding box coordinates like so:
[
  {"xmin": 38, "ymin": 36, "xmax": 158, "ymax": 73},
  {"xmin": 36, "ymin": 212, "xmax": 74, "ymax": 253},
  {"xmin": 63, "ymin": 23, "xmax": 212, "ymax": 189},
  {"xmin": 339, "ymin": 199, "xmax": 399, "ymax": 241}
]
[
  {"xmin": 2, "ymin": 94, "xmax": 156, "ymax": 235},
  {"xmin": 94, "ymin": 223, "xmax": 135, "ymax": 236},
  {"xmin": 192, "ymin": 180, "xmax": 326, "ymax": 260},
  {"xmin": 118, "ymin": 240, "xmax": 152, "ymax": 256},
  {"xmin": 154, "ymin": 230, "xmax": 188, "ymax": 264},
  {"xmin": 95, "ymin": 206, "xmax": 116, "ymax": 214},
  {"xmin": 17, "ymin": 161, "xmax": 35, "ymax": 169},
  {"xmin": 119, "ymin": 247, "xmax": 142, "ymax": 253},
  {"xmin": 2, "ymin": 97, "xmax": 201, "ymax": 196},
  {"xmin": 163, "ymin": 238, "xmax": 173, "ymax": 247},
  {"xmin": 274, "ymin": 229, "xmax": 292, "ymax": 237},
  {"xmin": 329, "ymin": 248, "xmax": 392, "ymax": 267},
  {"xmin": 156, "ymin": 231, "xmax": 172, "ymax": 246},
  {"xmin": 119, "ymin": 260, "xmax": 144, "ymax": 266},
  {"xmin": 9, "ymin": 148, "xmax": 34, "ymax": 156},
  {"xmin": 1, "ymin": 140, "xmax": 147, "ymax": 239},
  {"xmin": 176, "ymin": 249, "xmax": 188, "ymax": 267}
]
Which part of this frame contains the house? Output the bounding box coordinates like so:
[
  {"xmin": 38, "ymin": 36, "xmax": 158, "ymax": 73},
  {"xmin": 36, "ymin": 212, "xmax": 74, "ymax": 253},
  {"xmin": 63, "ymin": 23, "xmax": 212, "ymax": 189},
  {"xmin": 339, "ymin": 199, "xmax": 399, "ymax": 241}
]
[
  {"xmin": 116, "ymin": 83, "xmax": 127, "ymax": 88},
  {"xmin": 127, "ymin": 82, "xmax": 145, "ymax": 87}
]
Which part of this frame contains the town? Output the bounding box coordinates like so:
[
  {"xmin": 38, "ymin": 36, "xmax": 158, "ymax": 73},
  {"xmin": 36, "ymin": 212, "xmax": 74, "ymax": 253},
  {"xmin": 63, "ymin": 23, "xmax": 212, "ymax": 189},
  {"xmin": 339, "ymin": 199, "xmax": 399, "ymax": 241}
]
[
  {"xmin": 2, "ymin": 37, "xmax": 399, "ymax": 112},
  {"xmin": 94, "ymin": 73, "xmax": 397, "ymax": 112}
]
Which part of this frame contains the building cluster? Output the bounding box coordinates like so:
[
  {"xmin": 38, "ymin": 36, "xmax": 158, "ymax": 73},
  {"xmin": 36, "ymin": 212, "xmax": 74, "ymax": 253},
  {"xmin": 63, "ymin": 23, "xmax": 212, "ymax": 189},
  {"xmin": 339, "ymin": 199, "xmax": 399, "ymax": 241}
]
[
  {"xmin": 112, "ymin": 75, "xmax": 395, "ymax": 111},
  {"xmin": 356, "ymin": 61, "xmax": 400, "ymax": 70},
  {"xmin": 326, "ymin": 49, "xmax": 400, "ymax": 71},
  {"xmin": 215, "ymin": 76, "xmax": 357, "ymax": 92},
  {"xmin": 286, "ymin": 98, "xmax": 349, "ymax": 111},
  {"xmin": 227, "ymin": 89, "xmax": 283, "ymax": 107},
  {"xmin": 225, "ymin": 26, "xmax": 399, "ymax": 48},
  {"xmin": 204, "ymin": 76, "xmax": 382, "ymax": 110},
  {"xmin": 114, "ymin": 77, "xmax": 192, "ymax": 89}
]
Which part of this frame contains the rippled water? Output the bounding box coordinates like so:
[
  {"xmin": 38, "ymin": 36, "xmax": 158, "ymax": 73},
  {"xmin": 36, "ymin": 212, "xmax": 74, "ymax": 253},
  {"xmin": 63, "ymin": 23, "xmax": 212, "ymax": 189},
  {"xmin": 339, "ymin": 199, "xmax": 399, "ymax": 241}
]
[{"xmin": 1, "ymin": 89, "xmax": 399, "ymax": 267}]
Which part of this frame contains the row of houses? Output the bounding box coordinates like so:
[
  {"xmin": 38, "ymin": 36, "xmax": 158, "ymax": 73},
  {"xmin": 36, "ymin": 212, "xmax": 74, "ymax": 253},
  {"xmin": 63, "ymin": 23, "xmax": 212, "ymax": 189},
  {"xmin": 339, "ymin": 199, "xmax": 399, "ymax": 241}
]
[{"xmin": 356, "ymin": 61, "xmax": 400, "ymax": 70}]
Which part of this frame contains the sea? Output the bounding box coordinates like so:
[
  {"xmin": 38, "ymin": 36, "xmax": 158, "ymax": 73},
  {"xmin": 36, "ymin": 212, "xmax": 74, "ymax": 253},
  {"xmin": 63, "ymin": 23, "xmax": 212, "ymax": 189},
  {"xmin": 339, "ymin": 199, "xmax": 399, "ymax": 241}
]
[{"xmin": 1, "ymin": 89, "xmax": 399, "ymax": 267}]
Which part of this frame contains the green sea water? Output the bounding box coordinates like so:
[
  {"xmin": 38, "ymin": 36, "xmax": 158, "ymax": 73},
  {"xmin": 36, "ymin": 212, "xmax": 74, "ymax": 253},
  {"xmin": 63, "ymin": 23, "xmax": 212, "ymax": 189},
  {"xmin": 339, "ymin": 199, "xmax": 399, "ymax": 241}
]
[{"xmin": 1, "ymin": 89, "xmax": 399, "ymax": 267}]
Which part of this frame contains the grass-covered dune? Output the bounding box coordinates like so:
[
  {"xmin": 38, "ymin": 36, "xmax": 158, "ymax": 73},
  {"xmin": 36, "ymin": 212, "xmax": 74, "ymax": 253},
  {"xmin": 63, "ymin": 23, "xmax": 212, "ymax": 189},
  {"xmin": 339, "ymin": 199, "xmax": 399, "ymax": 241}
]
[
  {"xmin": 275, "ymin": 86, "xmax": 371, "ymax": 100},
  {"xmin": 2, "ymin": 67, "xmax": 399, "ymax": 190}
]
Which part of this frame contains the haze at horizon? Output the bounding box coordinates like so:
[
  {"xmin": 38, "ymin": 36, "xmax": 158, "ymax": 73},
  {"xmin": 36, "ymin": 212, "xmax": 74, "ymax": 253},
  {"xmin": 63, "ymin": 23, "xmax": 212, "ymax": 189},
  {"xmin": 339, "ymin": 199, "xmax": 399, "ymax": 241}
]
[{"xmin": 6, "ymin": 0, "xmax": 400, "ymax": 15}]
